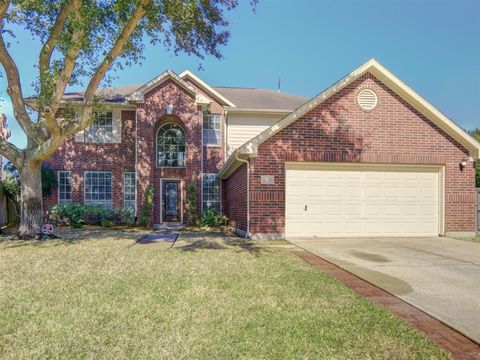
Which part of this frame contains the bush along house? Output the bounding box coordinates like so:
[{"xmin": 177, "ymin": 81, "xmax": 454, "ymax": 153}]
[{"xmin": 43, "ymin": 59, "xmax": 480, "ymax": 239}]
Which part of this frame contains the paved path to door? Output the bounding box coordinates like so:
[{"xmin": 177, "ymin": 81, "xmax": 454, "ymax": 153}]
[
  {"xmin": 138, "ymin": 224, "xmax": 182, "ymax": 245},
  {"xmin": 288, "ymin": 237, "xmax": 480, "ymax": 344}
]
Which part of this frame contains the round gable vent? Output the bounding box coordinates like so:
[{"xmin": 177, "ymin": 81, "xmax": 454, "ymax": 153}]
[{"xmin": 357, "ymin": 89, "xmax": 377, "ymax": 110}]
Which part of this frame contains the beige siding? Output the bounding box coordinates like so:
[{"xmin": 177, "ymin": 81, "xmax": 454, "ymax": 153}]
[{"xmin": 226, "ymin": 113, "xmax": 283, "ymax": 155}]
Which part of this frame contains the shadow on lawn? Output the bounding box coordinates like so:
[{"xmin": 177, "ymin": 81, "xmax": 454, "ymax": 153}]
[
  {"xmin": 0, "ymin": 228, "xmax": 149, "ymax": 249},
  {"xmin": 174, "ymin": 231, "xmax": 265, "ymax": 255}
]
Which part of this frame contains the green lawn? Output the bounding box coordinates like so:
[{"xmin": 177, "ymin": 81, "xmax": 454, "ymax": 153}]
[{"xmin": 0, "ymin": 229, "xmax": 449, "ymax": 359}]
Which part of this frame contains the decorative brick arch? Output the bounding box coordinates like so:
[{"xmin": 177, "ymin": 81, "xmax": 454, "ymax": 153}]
[
  {"xmin": 155, "ymin": 117, "xmax": 186, "ymax": 168},
  {"xmin": 154, "ymin": 114, "xmax": 186, "ymax": 133}
]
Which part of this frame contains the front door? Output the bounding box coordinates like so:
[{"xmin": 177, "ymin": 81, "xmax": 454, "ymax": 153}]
[{"xmin": 162, "ymin": 181, "xmax": 181, "ymax": 222}]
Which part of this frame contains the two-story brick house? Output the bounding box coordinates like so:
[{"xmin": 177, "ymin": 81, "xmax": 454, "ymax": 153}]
[
  {"xmin": 44, "ymin": 69, "xmax": 307, "ymax": 226},
  {"xmin": 44, "ymin": 59, "xmax": 480, "ymax": 239}
]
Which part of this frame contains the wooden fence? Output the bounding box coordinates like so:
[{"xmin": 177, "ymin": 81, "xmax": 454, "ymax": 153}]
[{"xmin": 0, "ymin": 186, "xmax": 18, "ymax": 226}]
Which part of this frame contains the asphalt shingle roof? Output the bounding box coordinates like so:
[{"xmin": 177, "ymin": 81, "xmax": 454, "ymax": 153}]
[
  {"xmin": 62, "ymin": 83, "xmax": 308, "ymax": 110},
  {"xmin": 213, "ymin": 86, "xmax": 308, "ymax": 110}
]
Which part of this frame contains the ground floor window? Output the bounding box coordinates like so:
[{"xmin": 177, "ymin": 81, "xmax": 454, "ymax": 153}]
[
  {"xmin": 58, "ymin": 171, "xmax": 72, "ymax": 204},
  {"xmin": 84, "ymin": 171, "xmax": 112, "ymax": 208},
  {"xmin": 202, "ymin": 173, "xmax": 220, "ymax": 211},
  {"xmin": 124, "ymin": 172, "xmax": 136, "ymax": 212}
]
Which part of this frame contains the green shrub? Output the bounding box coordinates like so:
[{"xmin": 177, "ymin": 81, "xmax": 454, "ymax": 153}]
[
  {"xmin": 100, "ymin": 219, "xmax": 113, "ymax": 227},
  {"xmin": 138, "ymin": 185, "xmax": 154, "ymax": 227},
  {"xmin": 200, "ymin": 208, "xmax": 228, "ymax": 227},
  {"xmin": 186, "ymin": 182, "xmax": 199, "ymax": 225},
  {"xmin": 70, "ymin": 222, "xmax": 83, "ymax": 229},
  {"xmin": 47, "ymin": 203, "xmax": 138, "ymax": 228},
  {"xmin": 1, "ymin": 176, "xmax": 20, "ymax": 199},
  {"xmin": 47, "ymin": 203, "xmax": 84, "ymax": 226},
  {"xmin": 47, "ymin": 203, "xmax": 109, "ymax": 227},
  {"xmin": 110, "ymin": 207, "xmax": 135, "ymax": 226},
  {"xmin": 83, "ymin": 206, "xmax": 110, "ymax": 225}
]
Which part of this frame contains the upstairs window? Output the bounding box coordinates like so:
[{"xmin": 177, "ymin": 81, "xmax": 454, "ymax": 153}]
[
  {"xmin": 203, "ymin": 114, "xmax": 221, "ymax": 146},
  {"xmin": 157, "ymin": 123, "xmax": 186, "ymax": 167},
  {"xmin": 58, "ymin": 171, "xmax": 72, "ymax": 204},
  {"xmin": 202, "ymin": 173, "xmax": 221, "ymax": 211},
  {"xmin": 84, "ymin": 171, "xmax": 112, "ymax": 208},
  {"xmin": 85, "ymin": 111, "xmax": 113, "ymax": 142}
]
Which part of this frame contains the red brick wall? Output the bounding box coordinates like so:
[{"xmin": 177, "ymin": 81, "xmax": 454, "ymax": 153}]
[
  {"xmin": 249, "ymin": 73, "xmax": 476, "ymax": 235},
  {"xmin": 183, "ymin": 78, "xmax": 226, "ymax": 173},
  {"xmin": 223, "ymin": 163, "xmax": 248, "ymax": 232},
  {"xmin": 44, "ymin": 110, "xmax": 136, "ymax": 210},
  {"xmin": 44, "ymin": 77, "xmax": 226, "ymax": 225},
  {"xmin": 136, "ymin": 79, "xmax": 225, "ymax": 225}
]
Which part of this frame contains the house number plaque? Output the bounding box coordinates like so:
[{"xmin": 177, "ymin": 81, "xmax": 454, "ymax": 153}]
[{"xmin": 261, "ymin": 175, "xmax": 275, "ymax": 185}]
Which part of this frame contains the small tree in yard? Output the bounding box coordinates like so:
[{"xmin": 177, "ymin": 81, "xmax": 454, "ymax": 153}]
[
  {"xmin": 138, "ymin": 185, "xmax": 154, "ymax": 227},
  {"xmin": 186, "ymin": 182, "xmax": 198, "ymax": 226},
  {"xmin": 0, "ymin": 0, "xmax": 258, "ymax": 238}
]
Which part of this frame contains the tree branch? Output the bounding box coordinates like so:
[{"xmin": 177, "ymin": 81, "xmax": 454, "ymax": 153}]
[
  {"xmin": 0, "ymin": 0, "xmax": 33, "ymax": 136},
  {"xmin": 82, "ymin": 0, "xmax": 150, "ymax": 104},
  {"xmin": 0, "ymin": 137, "xmax": 22, "ymax": 168},
  {"xmin": 34, "ymin": 0, "xmax": 151, "ymax": 160},
  {"xmin": 42, "ymin": 0, "xmax": 84, "ymax": 138},
  {"xmin": 0, "ymin": 0, "xmax": 10, "ymax": 20},
  {"xmin": 38, "ymin": 0, "xmax": 78, "ymax": 82}
]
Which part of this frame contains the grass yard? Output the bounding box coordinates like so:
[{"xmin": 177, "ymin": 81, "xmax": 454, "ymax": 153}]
[{"xmin": 0, "ymin": 229, "xmax": 449, "ymax": 359}]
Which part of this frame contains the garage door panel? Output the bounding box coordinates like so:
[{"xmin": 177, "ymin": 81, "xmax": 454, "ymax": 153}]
[{"xmin": 285, "ymin": 165, "xmax": 440, "ymax": 238}]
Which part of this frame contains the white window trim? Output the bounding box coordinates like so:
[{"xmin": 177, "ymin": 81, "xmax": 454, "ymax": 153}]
[
  {"xmin": 202, "ymin": 113, "xmax": 222, "ymax": 147},
  {"xmin": 83, "ymin": 171, "xmax": 113, "ymax": 208},
  {"xmin": 57, "ymin": 170, "xmax": 72, "ymax": 204},
  {"xmin": 202, "ymin": 173, "xmax": 221, "ymax": 212},
  {"xmin": 84, "ymin": 111, "xmax": 114, "ymax": 143},
  {"xmin": 124, "ymin": 172, "xmax": 136, "ymax": 214},
  {"xmin": 156, "ymin": 122, "xmax": 186, "ymax": 168}
]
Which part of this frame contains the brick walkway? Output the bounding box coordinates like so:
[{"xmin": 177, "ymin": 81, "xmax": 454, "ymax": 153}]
[{"xmin": 293, "ymin": 250, "xmax": 480, "ymax": 360}]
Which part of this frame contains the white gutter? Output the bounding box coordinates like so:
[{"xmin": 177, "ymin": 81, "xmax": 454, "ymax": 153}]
[
  {"xmin": 134, "ymin": 110, "xmax": 138, "ymax": 217},
  {"xmin": 224, "ymin": 107, "xmax": 293, "ymax": 115},
  {"xmin": 224, "ymin": 110, "xmax": 228, "ymax": 161},
  {"xmin": 200, "ymin": 110, "xmax": 204, "ymax": 213},
  {"xmin": 235, "ymin": 152, "xmax": 250, "ymax": 239}
]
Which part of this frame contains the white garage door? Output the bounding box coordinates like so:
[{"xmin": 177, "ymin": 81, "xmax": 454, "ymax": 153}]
[{"xmin": 285, "ymin": 164, "xmax": 441, "ymax": 238}]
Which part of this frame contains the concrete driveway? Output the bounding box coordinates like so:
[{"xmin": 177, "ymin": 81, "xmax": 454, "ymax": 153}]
[{"xmin": 289, "ymin": 237, "xmax": 480, "ymax": 343}]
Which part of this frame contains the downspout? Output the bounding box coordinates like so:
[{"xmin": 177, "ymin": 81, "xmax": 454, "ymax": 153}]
[
  {"xmin": 235, "ymin": 152, "xmax": 250, "ymax": 239},
  {"xmin": 134, "ymin": 108, "xmax": 138, "ymax": 217},
  {"xmin": 200, "ymin": 109, "xmax": 204, "ymax": 213}
]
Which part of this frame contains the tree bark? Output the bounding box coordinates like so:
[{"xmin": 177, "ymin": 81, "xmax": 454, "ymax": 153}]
[{"xmin": 17, "ymin": 159, "xmax": 43, "ymax": 239}]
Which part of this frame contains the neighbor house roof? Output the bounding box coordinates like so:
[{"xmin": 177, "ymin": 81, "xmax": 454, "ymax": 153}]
[{"xmin": 219, "ymin": 58, "xmax": 480, "ymax": 178}]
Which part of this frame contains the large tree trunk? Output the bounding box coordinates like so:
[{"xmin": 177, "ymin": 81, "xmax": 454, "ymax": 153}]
[{"xmin": 18, "ymin": 159, "xmax": 43, "ymax": 239}]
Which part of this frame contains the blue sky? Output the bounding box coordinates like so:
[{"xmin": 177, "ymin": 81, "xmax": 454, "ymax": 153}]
[{"xmin": 1, "ymin": 0, "xmax": 479, "ymax": 148}]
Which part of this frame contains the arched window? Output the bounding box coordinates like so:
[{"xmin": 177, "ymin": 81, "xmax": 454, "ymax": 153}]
[{"xmin": 156, "ymin": 123, "xmax": 185, "ymax": 167}]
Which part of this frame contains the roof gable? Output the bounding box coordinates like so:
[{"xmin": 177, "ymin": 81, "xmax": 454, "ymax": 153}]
[
  {"xmin": 179, "ymin": 70, "xmax": 236, "ymax": 107},
  {"xmin": 236, "ymin": 59, "xmax": 480, "ymax": 159},
  {"xmin": 126, "ymin": 70, "xmax": 199, "ymax": 103},
  {"xmin": 219, "ymin": 59, "xmax": 480, "ymax": 178}
]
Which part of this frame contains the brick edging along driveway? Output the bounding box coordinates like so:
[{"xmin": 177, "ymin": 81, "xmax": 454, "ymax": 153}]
[{"xmin": 293, "ymin": 250, "xmax": 480, "ymax": 360}]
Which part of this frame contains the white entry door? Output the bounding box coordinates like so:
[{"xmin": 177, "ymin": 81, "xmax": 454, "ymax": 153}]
[{"xmin": 285, "ymin": 164, "xmax": 441, "ymax": 238}]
